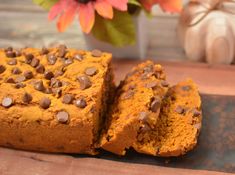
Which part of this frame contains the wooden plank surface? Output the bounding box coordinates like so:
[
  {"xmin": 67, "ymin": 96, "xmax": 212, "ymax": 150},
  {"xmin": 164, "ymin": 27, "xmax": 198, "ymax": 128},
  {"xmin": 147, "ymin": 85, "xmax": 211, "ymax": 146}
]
[
  {"xmin": 113, "ymin": 59, "xmax": 235, "ymax": 96},
  {"xmin": 0, "ymin": 147, "xmax": 232, "ymax": 175}
]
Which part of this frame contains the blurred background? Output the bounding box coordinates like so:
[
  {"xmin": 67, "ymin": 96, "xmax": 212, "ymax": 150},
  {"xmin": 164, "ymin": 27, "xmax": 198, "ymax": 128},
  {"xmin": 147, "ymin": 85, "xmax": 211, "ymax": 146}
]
[{"xmin": 0, "ymin": 0, "xmax": 187, "ymax": 60}]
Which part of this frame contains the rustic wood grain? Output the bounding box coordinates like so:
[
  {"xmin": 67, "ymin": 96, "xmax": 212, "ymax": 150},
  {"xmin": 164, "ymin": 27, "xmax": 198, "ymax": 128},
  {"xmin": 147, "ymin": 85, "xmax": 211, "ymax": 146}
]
[{"xmin": 0, "ymin": 147, "xmax": 232, "ymax": 175}]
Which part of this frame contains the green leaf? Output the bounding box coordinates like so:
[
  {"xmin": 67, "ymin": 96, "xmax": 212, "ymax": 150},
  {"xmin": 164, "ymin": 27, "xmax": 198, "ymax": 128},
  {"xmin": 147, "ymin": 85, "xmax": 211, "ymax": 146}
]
[
  {"xmin": 91, "ymin": 10, "xmax": 136, "ymax": 47},
  {"xmin": 128, "ymin": 0, "xmax": 141, "ymax": 6},
  {"xmin": 32, "ymin": 0, "xmax": 59, "ymax": 10}
]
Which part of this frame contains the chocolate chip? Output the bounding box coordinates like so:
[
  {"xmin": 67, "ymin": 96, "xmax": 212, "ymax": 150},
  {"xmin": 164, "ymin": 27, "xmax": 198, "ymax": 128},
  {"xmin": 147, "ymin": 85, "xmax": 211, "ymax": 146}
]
[
  {"xmin": 74, "ymin": 54, "xmax": 83, "ymax": 61},
  {"xmin": 15, "ymin": 83, "xmax": 26, "ymax": 89},
  {"xmin": 4, "ymin": 47, "xmax": 13, "ymax": 52},
  {"xmin": 30, "ymin": 58, "xmax": 40, "ymax": 67},
  {"xmin": 56, "ymin": 111, "xmax": 69, "ymax": 123},
  {"xmin": 50, "ymin": 78, "xmax": 62, "ymax": 88},
  {"xmin": 64, "ymin": 59, "xmax": 73, "ymax": 65},
  {"xmin": 6, "ymin": 51, "xmax": 16, "ymax": 58},
  {"xmin": 77, "ymin": 75, "xmax": 92, "ymax": 90},
  {"xmin": 15, "ymin": 75, "xmax": 26, "ymax": 83},
  {"xmin": 58, "ymin": 45, "xmax": 67, "ymax": 57},
  {"xmin": 41, "ymin": 47, "xmax": 49, "ymax": 55},
  {"xmin": 52, "ymin": 88, "xmax": 62, "ymax": 98},
  {"xmin": 25, "ymin": 54, "xmax": 34, "ymax": 64},
  {"xmin": 182, "ymin": 86, "xmax": 191, "ymax": 91},
  {"xmin": 39, "ymin": 97, "xmax": 51, "ymax": 109},
  {"xmin": 22, "ymin": 93, "xmax": 32, "ymax": 104},
  {"xmin": 153, "ymin": 72, "xmax": 161, "ymax": 79},
  {"xmin": 91, "ymin": 49, "xmax": 102, "ymax": 57},
  {"xmin": 150, "ymin": 98, "xmax": 161, "ymax": 112},
  {"xmin": 7, "ymin": 59, "xmax": 17, "ymax": 65},
  {"xmin": 175, "ymin": 106, "xmax": 185, "ymax": 114},
  {"xmin": 12, "ymin": 67, "xmax": 22, "ymax": 74},
  {"xmin": 62, "ymin": 94, "xmax": 74, "ymax": 104},
  {"xmin": 74, "ymin": 98, "xmax": 87, "ymax": 108},
  {"xmin": 192, "ymin": 108, "xmax": 201, "ymax": 117},
  {"xmin": 0, "ymin": 65, "xmax": 6, "ymax": 74},
  {"xmin": 145, "ymin": 81, "xmax": 158, "ymax": 88},
  {"xmin": 24, "ymin": 70, "xmax": 33, "ymax": 79},
  {"xmin": 5, "ymin": 77, "xmax": 15, "ymax": 84},
  {"xmin": 143, "ymin": 65, "xmax": 153, "ymax": 73},
  {"xmin": 85, "ymin": 67, "xmax": 97, "ymax": 76},
  {"xmin": 34, "ymin": 81, "xmax": 45, "ymax": 91},
  {"xmin": 15, "ymin": 50, "xmax": 22, "ymax": 57},
  {"xmin": 140, "ymin": 125, "xmax": 151, "ymax": 132},
  {"xmin": 139, "ymin": 112, "xmax": 148, "ymax": 122},
  {"xmin": 47, "ymin": 54, "xmax": 57, "ymax": 65},
  {"xmin": 44, "ymin": 88, "xmax": 52, "ymax": 94},
  {"xmin": 161, "ymin": 80, "xmax": 169, "ymax": 87},
  {"xmin": 44, "ymin": 70, "xmax": 54, "ymax": 80},
  {"xmin": 2, "ymin": 97, "xmax": 13, "ymax": 108},
  {"xmin": 122, "ymin": 90, "xmax": 134, "ymax": 100},
  {"xmin": 36, "ymin": 64, "xmax": 45, "ymax": 74},
  {"xmin": 141, "ymin": 72, "xmax": 153, "ymax": 80}
]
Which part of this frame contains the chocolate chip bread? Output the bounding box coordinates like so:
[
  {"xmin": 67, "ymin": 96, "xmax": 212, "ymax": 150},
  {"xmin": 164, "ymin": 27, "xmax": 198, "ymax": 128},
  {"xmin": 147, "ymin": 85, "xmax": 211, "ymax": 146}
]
[
  {"xmin": 135, "ymin": 79, "xmax": 202, "ymax": 156},
  {"xmin": 100, "ymin": 61, "xmax": 169, "ymax": 155},
  {"xmin": 0, "ymin": 46, "xmax": 114, "ymax": 154}
]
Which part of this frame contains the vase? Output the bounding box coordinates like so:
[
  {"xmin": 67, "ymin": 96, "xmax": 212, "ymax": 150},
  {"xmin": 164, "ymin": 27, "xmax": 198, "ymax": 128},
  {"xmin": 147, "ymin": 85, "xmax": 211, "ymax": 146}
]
[{"xmin": 83, "ymin": 12, "xmax": 149, "ymax": 59}]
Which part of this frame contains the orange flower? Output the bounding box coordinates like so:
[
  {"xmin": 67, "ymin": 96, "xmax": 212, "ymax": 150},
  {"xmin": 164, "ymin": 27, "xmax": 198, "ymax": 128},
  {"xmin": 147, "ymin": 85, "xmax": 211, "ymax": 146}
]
[
  {"xmin": 48, "ymin": 0, "xmax": 128, "ymax": 33},
  {"xmin": 140, "ymin": 0, "xmax": 182, "ymax": 12}
]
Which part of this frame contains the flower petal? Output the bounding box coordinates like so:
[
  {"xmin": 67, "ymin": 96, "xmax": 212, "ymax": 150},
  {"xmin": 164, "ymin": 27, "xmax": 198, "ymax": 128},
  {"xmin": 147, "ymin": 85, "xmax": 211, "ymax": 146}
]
[
  {"xmin": 157, "ymin": 0, "xmax": 183, "ymax": 13},
  {"xmin": 78, "ymin": 2, "xmax": 95, "ymax": 34},
  {"xmin": 94, "ymin": 0, "xmax": 113, "ymax": 19},
  {"xmin": 106, "ymin": 0, "xmax": 128, "ymax": 11},
  {"xmin": 48, "ymin": 0, "xmax": 66, "ymax": 21},
  {"xmin": 57, "ymin": 5, "xmax": 78, "ymax": 32},
  {"xmin": 139, "ymin": 0, "xmax": 158, "ymax": 11}
]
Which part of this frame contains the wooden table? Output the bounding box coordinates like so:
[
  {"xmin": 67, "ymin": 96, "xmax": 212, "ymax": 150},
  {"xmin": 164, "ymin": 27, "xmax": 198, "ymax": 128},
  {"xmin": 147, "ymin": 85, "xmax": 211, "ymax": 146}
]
[
  {"xmin": 0, "ymin": 60, "xmax": 234, "ymax": 175},
  {"xmin": 0, "ymin": 1, "xmax": 234, "ymax": 174}
]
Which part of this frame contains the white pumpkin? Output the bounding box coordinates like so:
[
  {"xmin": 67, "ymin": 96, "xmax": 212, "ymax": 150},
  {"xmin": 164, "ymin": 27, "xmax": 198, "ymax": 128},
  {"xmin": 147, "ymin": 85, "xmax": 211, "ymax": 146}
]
[{"xmin": 178, "ymin": 0, "xmax": 235, "ymax": 64}]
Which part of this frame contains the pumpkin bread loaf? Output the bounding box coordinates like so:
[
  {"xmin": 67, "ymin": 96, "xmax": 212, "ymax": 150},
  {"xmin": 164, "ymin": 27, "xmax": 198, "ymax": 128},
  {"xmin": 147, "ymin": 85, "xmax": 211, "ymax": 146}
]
[
  {"xmin": 135, "ymin": 79, "xmax": 202, "ymax": 156},
  {"xmin": 0, "ymin": 46, "xmax": 114, "ymax": 154},
  {"xmin": 100, "ymin": 61, "xmax": 169, "ymax": 155}
]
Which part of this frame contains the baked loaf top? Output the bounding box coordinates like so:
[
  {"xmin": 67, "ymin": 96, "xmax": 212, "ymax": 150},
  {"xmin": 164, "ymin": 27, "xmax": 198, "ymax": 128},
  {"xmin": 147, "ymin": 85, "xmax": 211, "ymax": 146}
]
[
  {"xmin": 100, "ymin": 61, "xmax": 169, "ymax": 155},
  {"xmin": 0, "ymin": 46, "xmax": 112, "ymax": 127},
  {"xmin": 134, "ymin": 79, "xmax": 202, "ymax": 156}
]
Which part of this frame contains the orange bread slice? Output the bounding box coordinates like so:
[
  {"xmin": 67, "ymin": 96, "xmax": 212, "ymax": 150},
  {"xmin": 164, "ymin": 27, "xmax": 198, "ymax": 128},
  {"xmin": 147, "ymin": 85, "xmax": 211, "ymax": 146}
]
[
  {"xmin": 134, "ymin": 79, "xmax": 202, "ymax": 156},
  {"xmin": 100, "ymin": 61, "xmax": 169, "ymax": 155}
]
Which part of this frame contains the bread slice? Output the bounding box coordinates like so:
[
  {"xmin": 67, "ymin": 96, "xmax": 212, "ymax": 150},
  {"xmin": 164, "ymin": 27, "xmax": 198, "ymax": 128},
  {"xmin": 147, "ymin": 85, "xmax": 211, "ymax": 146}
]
[
  {"xmin": 100, "ymin": 61, "xmax": 169, "ymax": 155},
  {"xmin": 134, "ymin": 79, "xmax": 202, "ymax": 156}
]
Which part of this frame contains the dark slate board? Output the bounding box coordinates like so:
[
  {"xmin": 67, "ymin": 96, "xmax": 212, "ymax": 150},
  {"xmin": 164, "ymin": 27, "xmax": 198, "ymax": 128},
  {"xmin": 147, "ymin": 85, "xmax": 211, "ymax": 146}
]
[{"xmin": 73, "ymin": 94, "xmax": 235, "ymax": 174}]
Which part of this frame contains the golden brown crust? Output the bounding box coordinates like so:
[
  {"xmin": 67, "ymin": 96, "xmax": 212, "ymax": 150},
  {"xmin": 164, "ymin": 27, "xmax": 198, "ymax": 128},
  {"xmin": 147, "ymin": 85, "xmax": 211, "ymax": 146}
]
[
  {"xmin": 0, "ymin": 46, "xmax": 113, "ymax": 154},
  {"xmin": 100, "ymin": 61, "xmax": 169, "ymax": 155}
]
